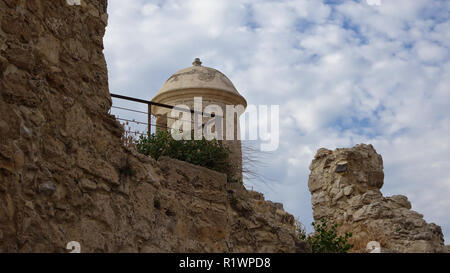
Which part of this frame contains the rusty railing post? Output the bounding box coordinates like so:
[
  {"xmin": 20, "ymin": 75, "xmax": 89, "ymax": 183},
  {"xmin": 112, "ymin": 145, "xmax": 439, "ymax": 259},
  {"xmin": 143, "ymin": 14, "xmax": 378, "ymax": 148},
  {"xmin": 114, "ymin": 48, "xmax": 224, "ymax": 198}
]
[{"xmin": 148, "ymin": 103, "xmax": 152, "ymax": 136}]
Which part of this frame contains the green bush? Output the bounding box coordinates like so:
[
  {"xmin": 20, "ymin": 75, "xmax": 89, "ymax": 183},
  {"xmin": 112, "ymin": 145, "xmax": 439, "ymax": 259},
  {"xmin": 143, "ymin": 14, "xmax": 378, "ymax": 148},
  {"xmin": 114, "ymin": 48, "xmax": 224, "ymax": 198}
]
[
  {"xmin": 300, "ymin": 218, "xmax": 354, "ymax": 253},
  {"xmin": 135, "ymin": 130, "xmax": 236, "ymax": 181}
]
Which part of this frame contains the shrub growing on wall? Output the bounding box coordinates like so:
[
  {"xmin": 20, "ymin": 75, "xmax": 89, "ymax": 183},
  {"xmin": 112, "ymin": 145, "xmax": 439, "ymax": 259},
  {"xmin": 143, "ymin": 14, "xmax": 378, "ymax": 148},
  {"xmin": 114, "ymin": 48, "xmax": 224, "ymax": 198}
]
[
  {"xmin": 300, "ymin": 218, "xmax": 354, "ymax": 253},
  {"xmin": 135, "ymin": 130, "xmax": 236, "ymax": 181}
]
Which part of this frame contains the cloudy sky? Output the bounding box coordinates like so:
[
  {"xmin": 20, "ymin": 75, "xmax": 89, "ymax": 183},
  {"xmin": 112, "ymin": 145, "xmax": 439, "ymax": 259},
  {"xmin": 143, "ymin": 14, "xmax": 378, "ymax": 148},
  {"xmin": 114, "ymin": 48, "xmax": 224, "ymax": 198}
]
[{"xmin": 104, "ymin": 0, "xmax": 450, "ymax": 242}]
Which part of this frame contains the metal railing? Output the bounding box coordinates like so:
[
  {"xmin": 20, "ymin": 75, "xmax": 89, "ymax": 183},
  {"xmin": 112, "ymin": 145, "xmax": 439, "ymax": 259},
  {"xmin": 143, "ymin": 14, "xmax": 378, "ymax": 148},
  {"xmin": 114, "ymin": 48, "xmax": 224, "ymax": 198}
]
[
  {"xmin": 111, "ymin": 93, "xmax": 159, "ymax": 136},
  {"xmin": 110, "ymin": 93, "xmax": 219, "ymax": 138}
]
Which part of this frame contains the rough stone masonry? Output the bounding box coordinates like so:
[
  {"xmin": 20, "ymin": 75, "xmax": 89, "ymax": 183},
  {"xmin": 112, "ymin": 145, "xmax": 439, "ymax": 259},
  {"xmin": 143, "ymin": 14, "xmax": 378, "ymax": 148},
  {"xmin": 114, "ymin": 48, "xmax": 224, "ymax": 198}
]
[
  {"xmin": 0, "ymin": 0, "xmax": 307, "ymax": 252},
  {"xmin": 308, "ymin": 144, "xmax": 447, "ymax": 253}
]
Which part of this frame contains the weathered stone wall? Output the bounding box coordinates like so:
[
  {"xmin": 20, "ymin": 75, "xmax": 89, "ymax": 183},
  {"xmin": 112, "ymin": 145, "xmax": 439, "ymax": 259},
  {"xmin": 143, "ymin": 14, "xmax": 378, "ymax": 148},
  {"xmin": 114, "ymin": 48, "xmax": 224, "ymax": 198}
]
[
  {"xmin": 0, "ymin": 0, "xmax": 306, "ymax": 253},
  {"xmin": 308, "ymin": 144, "xmax": 447, "ymax": 253}
]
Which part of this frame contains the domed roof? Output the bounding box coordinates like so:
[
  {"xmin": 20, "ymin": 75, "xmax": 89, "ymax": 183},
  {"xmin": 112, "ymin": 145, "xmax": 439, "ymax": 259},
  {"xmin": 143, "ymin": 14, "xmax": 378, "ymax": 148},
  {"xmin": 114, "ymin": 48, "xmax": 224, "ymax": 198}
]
[{"xmin": 155, "ymin": 58, "xmax": 243, "ymax": 97}]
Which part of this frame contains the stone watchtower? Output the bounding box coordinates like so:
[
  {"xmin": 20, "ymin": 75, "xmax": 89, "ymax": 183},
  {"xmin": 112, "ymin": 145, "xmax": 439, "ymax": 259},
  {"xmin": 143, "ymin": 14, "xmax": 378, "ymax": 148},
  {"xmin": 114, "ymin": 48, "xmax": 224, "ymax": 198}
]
[{"xmin": 151, "ymin": 58, "xmax": 247, "ymax": 181}]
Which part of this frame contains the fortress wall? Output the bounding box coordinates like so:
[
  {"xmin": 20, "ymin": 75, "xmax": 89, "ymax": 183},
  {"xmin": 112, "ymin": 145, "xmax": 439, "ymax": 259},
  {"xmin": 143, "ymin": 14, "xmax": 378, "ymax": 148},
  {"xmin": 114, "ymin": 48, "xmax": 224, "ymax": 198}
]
[{"xmin": 0, "ymin": 0, "xmax": 306, "ymax": 253}]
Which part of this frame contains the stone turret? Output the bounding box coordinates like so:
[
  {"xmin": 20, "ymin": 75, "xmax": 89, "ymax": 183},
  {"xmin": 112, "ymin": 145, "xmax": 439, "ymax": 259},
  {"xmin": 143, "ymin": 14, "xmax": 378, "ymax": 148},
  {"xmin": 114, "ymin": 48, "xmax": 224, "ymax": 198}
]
[{"xmin": 152, "ymin": 59, "xmax": 247, "ymax": 181}]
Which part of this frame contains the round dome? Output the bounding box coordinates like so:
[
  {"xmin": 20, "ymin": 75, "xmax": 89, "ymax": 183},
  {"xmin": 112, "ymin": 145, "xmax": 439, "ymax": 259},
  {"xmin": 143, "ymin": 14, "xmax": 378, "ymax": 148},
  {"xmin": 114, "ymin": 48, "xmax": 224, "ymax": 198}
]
[{"xmin": 155, "ymin": 58, "xmax": 243, "ymax": 97}]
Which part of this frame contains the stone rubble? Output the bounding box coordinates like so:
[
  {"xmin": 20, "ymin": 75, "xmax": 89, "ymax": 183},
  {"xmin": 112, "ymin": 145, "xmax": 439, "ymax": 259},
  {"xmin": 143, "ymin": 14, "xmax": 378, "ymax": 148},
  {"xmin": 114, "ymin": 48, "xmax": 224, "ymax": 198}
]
[{"xmin": 308, "ymin": 144, "xmax": 447, "ymax": 253}]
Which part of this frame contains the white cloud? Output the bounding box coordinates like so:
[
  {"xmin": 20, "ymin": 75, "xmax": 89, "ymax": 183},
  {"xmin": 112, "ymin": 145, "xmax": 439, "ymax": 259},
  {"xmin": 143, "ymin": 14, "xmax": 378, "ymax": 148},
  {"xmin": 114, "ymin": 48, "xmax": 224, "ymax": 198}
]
[
  {"xmin": 105, "ymin": 0, "xmax": 450, "ymax": 243},
  {"xmin": 415, "ymin": 41, "xmax": 448, "ymax": 63}
]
